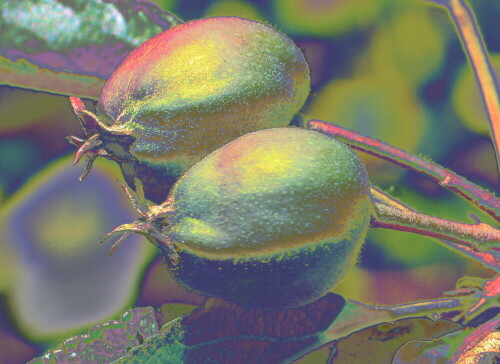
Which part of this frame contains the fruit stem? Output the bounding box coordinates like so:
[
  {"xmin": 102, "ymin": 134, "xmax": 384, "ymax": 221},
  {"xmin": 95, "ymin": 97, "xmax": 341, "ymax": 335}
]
[
  {"xmin": 420, "ymin": 0, "xmax": 500, "ymax": 173},
  {"xmin": 370, "ymin": 185, "xmax": 416, "ymax": 212},
  {"xmin": 372, "ymin": 187, "xmax": 500, "ymax": 271},
  {"xmin": 308, "ymin": 119, "xmax": 500, "ymax": 223},
  {"xmin": 371, "ymin": 201, "xmax": 500, "ymax": 253}
]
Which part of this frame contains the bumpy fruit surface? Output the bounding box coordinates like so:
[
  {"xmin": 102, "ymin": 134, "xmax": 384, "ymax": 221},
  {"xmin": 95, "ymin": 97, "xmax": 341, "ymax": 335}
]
[
  {"xmin": 110, "ymin": 128, "xmax": 373, "ymax": 309},
  {"xmin": 68, "ymin": 17, "xmax": 311, "ymax": 203}
]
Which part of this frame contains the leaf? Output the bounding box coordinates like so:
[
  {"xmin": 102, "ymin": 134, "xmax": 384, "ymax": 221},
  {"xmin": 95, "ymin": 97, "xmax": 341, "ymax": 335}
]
[
  {"xmin": 331, "ymin": 318, "xmax": 461, "ymax": 363},
  {"xmin": 392, "ymin": 329, "xmax": 473, "ymax": 363},
  {"xmin": 157, "ymin": 302, "xmax": 198, "ymax": 328},
  {"xmin": 27, "ymin": 307, "xmax": 160, "ymax": 363},
  {"xmin": 0, "ymin": 0, "xmax": 183, "ymax": 99},
  {"xmin": 393, "ymin": 314, "xmax": 500, "ymax": 363},
  {"xmin": 26, "ymin": 291, "xmax": 483, "ymax": 363},
  {"xmin": 113, "ymin": 294, "xmax": 346, "ymax": 364},
  {"xmin": 111, "ymin": 293, "xmax": 469, "ymax": 364}
]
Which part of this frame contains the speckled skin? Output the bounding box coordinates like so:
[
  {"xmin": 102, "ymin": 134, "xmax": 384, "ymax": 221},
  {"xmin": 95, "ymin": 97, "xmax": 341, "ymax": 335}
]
[
  {"xmin": 97, "ymin": 17, "xmax": 310, "ymax": 203},
  {"xmin": 160, "ymin": 128, "xmax": 373, "ymax": 309}
]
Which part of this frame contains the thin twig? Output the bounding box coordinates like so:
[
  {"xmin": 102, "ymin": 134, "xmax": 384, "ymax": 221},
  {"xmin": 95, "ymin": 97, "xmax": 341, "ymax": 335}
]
[
  {"xmin": 308, "ymin": 119, "xmax": 500, "ymax": 223},
  {"xmin": 372, "ymin": 202, "xmax": 500, "ymax": 252},
  {"xmin": 370, "ymin": 185, "xmax": 417, "ymax": 212},
  {"xmin": 371, "ymin": 186, "xmax": 500, "ymax": 270},
  {"xmin": 421, "ymin": 0, "xmax": 500, "ymax": 173}
]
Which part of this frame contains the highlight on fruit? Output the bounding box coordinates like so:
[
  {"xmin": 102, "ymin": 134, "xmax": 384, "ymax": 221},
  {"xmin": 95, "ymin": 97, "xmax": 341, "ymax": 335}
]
[
  {"xmin": 67, "ymin": 16, "xmax": 311, "ymax": 204},
  {"xmin": 101, "ymin": 127, "xmax": 374, "ymax": 309}
]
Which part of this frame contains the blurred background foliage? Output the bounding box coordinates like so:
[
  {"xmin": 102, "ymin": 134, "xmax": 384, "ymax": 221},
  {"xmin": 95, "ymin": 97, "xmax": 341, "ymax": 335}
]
[{"xmin": 0, "ymin": 0, "xmax": 499, "ymax": 363}]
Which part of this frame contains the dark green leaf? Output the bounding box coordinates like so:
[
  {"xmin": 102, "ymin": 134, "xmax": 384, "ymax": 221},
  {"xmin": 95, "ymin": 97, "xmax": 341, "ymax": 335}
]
[
  {"xmin": 112, "ymin": 294, "xmax": 468, "ymax": 364},
  {"xmin": 0, "ymin": 0, "xmax": 182, "ymax": 99},
  {"xmin": 393, "ymin": 314, "xmax": 500, "ymax": 363},
  {"xmin": 27, "ymin": 307, "xmax": 159, "ymax": 363}
]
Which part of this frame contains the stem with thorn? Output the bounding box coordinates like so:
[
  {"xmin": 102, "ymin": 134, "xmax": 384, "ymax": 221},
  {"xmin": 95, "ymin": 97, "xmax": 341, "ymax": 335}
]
[
  {"xmin": 370, "ymin": 185, "xmax": 417, "ymax": 212},
  {"xmin": 308, "ymin": 119, "xmax": 500, "ymax": 223},
  {"xmin": 98, "ymin": 181, "xmax": 180, "ymax": 263},
  {"xmin": 372, "ymin": 186, "xmax": 500, "ymax": 270},
  {"xmin": 372, "ymin": 201, "xmax": 500, "ymax": 252}
]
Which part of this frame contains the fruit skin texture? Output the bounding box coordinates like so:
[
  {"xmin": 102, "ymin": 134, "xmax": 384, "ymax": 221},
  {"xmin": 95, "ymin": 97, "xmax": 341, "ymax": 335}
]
[
  {"xmin": 159, "ymin": 128, "xmax": 373, "ymax": 309},
  {"xmin": 72, "ymin": 17, "xmax": 310, "ymax": 204}
]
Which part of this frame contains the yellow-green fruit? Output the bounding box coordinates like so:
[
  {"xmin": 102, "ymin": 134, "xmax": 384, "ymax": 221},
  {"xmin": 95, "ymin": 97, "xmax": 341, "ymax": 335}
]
[
  {"xmin": 162, "ymin": 128, "xmax": 373, "ymax": 309},
  {"xmin": 70, "ymin": 17, "xmax": 311, "ymax": 203}
]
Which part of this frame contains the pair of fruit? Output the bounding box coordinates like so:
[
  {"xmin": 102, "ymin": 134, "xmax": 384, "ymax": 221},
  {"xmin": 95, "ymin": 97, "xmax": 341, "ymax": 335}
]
[{"xmin": 69, "ymin": 17, "xmax": 374, "ymax": 309}]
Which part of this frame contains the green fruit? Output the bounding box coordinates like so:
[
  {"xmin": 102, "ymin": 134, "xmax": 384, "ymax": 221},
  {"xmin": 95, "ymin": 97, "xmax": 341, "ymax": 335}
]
[
  {"xmin": 68, "ymin": 16, "xmax": 311, "ymax": 204},
  {"xmin": 105, "ymin": 128, "xmax": 373, "ymax": 309}
]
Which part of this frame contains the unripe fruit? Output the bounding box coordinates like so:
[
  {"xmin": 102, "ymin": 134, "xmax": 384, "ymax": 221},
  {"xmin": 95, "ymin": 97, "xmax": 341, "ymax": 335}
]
[
  {"xmin": 105, "ymin": 128, "xmax": 374, "ymax": 309},
  {"xmin": 68, "ymin": 17, "xmax": 311, "ymax": 204}
]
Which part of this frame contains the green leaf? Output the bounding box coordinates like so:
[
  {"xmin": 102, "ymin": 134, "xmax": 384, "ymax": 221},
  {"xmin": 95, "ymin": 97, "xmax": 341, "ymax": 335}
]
[
  {"xmin": 157, "ymin": 303, "xmax": 198, "ymax": 328},
  {"xmin": 0, "ymin": 0, "xmax": 182, "ymax": 99},
  {"xmin": 112, "ymin": 293, "xmax": 469, "ymax": 363},
  {"xmin": 112, "ymin": 294, "xmax": 346, "ymax": 364},
  {"xmin": 393, "ymin": 314, "xmax": 500, "ymax": 363},
  {"xmin": 331, "ymin": 318, "xmax": 461, "ymax": 363},
  {"xmin": 26, "ymin": 291, "xmax": 483, "ymax": 363},
  {"xmin": 27, "ymin": 307, "xmax": 159, "ymax": 363}
]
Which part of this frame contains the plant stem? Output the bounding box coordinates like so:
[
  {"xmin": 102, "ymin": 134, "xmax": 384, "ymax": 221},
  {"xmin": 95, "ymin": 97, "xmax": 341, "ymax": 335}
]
[
  {"xmin": 421, "ymin": 0, "xmax": 500, "ymax": 173},
  {"xmin": 372, "ymin": 202, "xmax": 500, "ymax": 252},
  {"xmin": 370, "ymin": 185, "xmax": 417, "ymax": 212},
  {"xmin": 308, "ymin": 119, "xmax": 500, "ymax": 223},
  {"xmin": 372, "ymin": 186, "xmax": 500, "ymax": 270}
]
